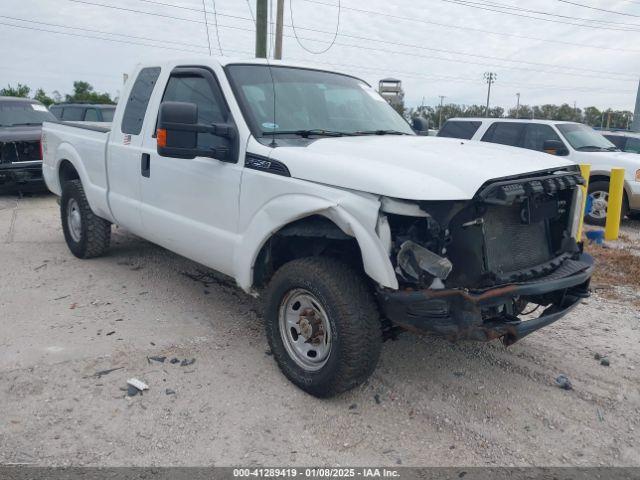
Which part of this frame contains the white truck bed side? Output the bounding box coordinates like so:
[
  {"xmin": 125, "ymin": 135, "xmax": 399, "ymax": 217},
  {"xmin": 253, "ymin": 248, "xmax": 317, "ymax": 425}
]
[{"xmin": 42, "ymin": 121, "xmax": 114, "ymax": 223}]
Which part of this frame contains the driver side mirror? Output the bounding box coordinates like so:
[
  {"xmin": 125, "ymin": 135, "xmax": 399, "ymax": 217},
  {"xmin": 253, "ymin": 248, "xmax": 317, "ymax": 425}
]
[
  {"xmin": 543, "ymin": 139, "xmax": 569, "ymax": 156},
  {"xmin": 157, "ymin": 101, "xmax": 236, "ymax": 161}
]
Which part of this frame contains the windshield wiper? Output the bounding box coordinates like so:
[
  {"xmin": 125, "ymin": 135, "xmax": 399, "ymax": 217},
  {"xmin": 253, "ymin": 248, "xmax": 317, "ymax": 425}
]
[
  {"xmin": 261, "ymin": 129, "xmax": 354, "ymax": 138},
  {"xmin": 353, "ymin": 129, "xmax": 410, "ymax": 136},
  {"xmin": 576, "ymin": 145, "xmax": 609, "ymax": 152},
  {"xmin": 7, "ymin": 122, "xmax": 42, "ymax": 126}
]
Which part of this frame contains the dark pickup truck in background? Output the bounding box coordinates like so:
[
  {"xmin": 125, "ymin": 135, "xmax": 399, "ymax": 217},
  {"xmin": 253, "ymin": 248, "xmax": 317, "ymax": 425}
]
[
  {"xmin": 49, "ymin": 103, "xmax": 115, "ymax": 123},
  {"xmin": 0, "ymin": 96, "xmax": 57, "ymax": 191}
]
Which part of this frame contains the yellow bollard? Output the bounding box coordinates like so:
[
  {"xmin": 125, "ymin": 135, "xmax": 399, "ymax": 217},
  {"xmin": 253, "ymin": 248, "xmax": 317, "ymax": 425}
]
[
  {"xmin": 577, "ymin": 164, "xmax": 590, "ymax": 241},
  {"xmin": 604, "ymin": 167, "xmax": 625, "ymax": 241}
]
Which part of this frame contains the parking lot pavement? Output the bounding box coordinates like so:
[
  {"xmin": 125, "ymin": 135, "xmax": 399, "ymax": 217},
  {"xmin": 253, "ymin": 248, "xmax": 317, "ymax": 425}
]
[{"xmin": 1, "ymin": 193, "xmax": 639, "ymax": 467}]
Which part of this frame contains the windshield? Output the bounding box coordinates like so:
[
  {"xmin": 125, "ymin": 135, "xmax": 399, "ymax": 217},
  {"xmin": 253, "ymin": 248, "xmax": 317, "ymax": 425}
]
[
  {"xmin": 101, "ymin": 107, "xmax": 115, "ymax": 122},
  {"xmin": 226, "ymin": 65, "xmax": 414, "ymax": 137},
  {"xmin": 0, "ymin": 101, "xmax": 57, "ymax": 127},
  {"xmin": 556, "ymin": 123, "xmax": 617, "ymax": 152}
]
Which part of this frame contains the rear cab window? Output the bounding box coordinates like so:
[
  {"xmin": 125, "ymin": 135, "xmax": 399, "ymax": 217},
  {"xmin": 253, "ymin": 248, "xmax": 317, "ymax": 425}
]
[
  {"xmin": 61, "ymin": 107, "xmax": 84, "ymax": 121},
  {"xmin": 84, "ymin": 108, "xmax": 99, "ymax": 121},
  {"xmin": 438, "ymin": 120, "xmax": 482, "ymax": 140},
  {"xmin": 481, "ymin": 122, "xmax": 526, "ymax": 147},
  {"xmin": 122, "ymin": 67, "xmax": 162, "ymax": 135},
  {"xmin": 101, "ymin": 108, "xmax": 115, "ymax": 122}
]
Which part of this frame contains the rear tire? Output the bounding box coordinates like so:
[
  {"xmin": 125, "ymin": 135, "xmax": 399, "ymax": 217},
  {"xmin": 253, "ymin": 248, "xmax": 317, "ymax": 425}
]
[
  {"xmin": 60, "ymin": 179, "xmax": 111, "ymax": 259},
  {"xmin": 264, "ymin": 257, "xmax": 382, "ymax": 398}
]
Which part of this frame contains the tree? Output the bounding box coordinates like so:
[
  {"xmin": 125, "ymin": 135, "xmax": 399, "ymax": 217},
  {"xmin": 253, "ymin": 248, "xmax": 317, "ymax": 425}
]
[
  {"xmin": 65, "ymin": 81, "xmax": 114, "ymax": 104},
  {"xmin": 33, "ymin": 88, "xmax": 54, "ymax": 107},
  {"xmin": 582, "ymin": 106, "xmax": 601, "ymax": 127},
  {"xmin": 0, "ymin": 83, "xmax": 30, "ymax": 98}
]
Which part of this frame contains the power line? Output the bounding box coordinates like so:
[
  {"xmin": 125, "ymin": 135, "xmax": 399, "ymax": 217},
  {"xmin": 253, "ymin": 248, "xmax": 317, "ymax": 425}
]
[
  {"xmin": 300, "ymin": 0, "xmax": 640, "ymax": 53},
  {"xmin": 62, "ymin": 0, "xmax": 640, "ymax": 81},
  {"xmin": 0, "ymin": 14, "xmax": 209, "ymax": 50},
  {"xmin": 211, "ymin": 0, "xmax": 224, "ymax": 55},
  {"xmin": 450, "ymin": 0, "xmax": 640, "ymax": 28},
  {"xmin": 0, "ymin": 20, "xmax": 206, "ymax": 54},
  {"xmin": 278, "ymin": 25, "xmax": 637, "ymax": 82},
  {"xmin": 439, "ymin": 0, "xmax": 640, "ymax": 32},
  {"xmin": 290, "ymin": 0, "xmax": 341, "ymax": 54},
  {"xmin": 277, "ymin": 21, "xmax": 638, "ymax": 80},
  {"xmin": 202, "ymin": 0, "xmax": 212, "ymax": 55},
  {"xmin": 557, "ymin": 0, "xmax": 640, "ymax": 19},
  {"xmin": 0, "ymin": 18, "xmax": 632, "ymax": 96}
]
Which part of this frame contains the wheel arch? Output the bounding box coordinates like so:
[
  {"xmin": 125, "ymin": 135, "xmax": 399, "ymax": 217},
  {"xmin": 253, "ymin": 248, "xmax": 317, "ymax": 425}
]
[
  {"xmin": 588, "ymin": 172, "xmax": 630, "ymax": 212},
  {"xmin": 233, "ymin": 194, "xmax": 398, "ymax": 293}
]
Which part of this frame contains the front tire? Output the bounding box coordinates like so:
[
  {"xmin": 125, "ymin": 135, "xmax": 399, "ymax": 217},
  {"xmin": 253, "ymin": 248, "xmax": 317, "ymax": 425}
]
[
  {"xmin": 264, "ymin": 257, "xmax": 382, "ymax": 397},
  {"xmin": 60, "ymin": 179, "xmax": 111, "ymax": 259},
  {"xmin": 586, "ymin": 180, "xmax": 629, "ymax": 226}
]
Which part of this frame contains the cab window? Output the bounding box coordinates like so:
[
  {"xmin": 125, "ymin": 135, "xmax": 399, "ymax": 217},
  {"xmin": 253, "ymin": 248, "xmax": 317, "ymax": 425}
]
[
  {"xmin": 84, "ymin": 108, "xmax": 99, "ymax": 121},
  {"xmin": 437, "ymin": 120, "xmax": 481, "ymax": 140},
  {"xmin": 624, "ymin": 137, "xmax": 640, "ymax": 153},
  {"xmin": 61, "ymin": 107, "xmax": 83, "ymax": 121},
  {"xmin": 522, "ymin": 124, "xmax": 564, "ymax": 152},
  {"xmin": 161, "ymin": 73, "xmax": 227, "ymax": 149},
  {"xmin": 122, "ymin": 67, "xmax": 161, "ymax": 135},
  {"xmin": 481, "ymin": 122, "xmax": 526, "ymax": 147},
  {"xmin": 604, "ymin": 135, "xmax": 626, "ymax": 150}
]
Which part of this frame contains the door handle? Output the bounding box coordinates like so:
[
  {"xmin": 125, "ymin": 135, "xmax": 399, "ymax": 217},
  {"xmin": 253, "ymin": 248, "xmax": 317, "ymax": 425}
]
[{"xmin": 141, "ymin": 153, "xmax": 150, "ymax": 178}]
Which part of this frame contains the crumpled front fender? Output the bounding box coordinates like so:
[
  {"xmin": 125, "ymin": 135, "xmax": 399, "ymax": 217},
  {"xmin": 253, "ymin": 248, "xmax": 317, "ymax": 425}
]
[{"xmin": 234, "ymin": 192, "xmax": 398, "ymax": 292}]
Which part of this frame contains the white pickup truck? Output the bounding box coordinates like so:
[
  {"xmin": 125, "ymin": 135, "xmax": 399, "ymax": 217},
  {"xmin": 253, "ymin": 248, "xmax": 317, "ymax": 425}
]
[
  {"xmin": 438, "ymin": 118, "xmax": 640, "ymax": 226},
  {"xmin": 42, "ymin": 57, "xmax": 593, "ymax": 397}
]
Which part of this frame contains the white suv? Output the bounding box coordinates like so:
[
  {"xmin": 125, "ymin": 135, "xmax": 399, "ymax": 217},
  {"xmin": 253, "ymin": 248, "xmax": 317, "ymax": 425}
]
[{"xmin": 438, "ymin": 118, "xmax": 640, "ymax": 225}]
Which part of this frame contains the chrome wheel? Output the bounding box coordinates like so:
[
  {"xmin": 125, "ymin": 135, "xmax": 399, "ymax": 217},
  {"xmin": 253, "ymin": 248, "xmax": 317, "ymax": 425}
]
[
  {"xmin": 589, "ymin": 190, "xmax": 608, "ymax": 220},
  {"xmin": 66, "ymin": 198, "xmax": 82, "ymax": 242},
  {"xmin": 278, "ymin": 288, "xmax": 332, "ymax": 372}
]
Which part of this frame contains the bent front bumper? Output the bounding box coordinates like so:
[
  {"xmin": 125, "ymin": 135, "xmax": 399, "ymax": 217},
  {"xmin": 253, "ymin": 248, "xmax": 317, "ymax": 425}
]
[{"xmin": 377, "ymin": 253, "xmax": 593, "ymax": 345}]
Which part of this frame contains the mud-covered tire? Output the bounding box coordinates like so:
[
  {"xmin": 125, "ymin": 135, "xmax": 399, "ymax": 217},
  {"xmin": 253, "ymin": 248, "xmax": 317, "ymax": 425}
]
[
  {"xmin": 264, "ymin": 257, "xmax": 382, "ymax": 397},
  {"xmin": 60, "ymin": 179, "xmax": 111, "ymax": 259}
]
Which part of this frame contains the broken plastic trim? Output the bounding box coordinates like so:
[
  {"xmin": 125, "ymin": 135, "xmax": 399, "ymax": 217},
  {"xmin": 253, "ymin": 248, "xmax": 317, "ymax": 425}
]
[{"xmin": 397, "ymin": 240, "xmax": 452, "ymax": 281}]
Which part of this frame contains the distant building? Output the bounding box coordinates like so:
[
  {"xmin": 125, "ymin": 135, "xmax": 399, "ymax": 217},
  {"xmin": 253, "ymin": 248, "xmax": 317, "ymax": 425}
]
[{"xmin": 378, "ymin": 78, "xmax": 405, "ymax": 111}]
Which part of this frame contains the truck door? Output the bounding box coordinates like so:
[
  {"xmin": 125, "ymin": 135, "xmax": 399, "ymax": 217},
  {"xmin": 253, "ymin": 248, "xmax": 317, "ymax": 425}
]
[
  {"xmin": 106, "ymin": 67, "xmax": 161, "ymax": 235},
  {"xmin": 139, "ymin": 66, "xmax": 242, "ymax": 277}
]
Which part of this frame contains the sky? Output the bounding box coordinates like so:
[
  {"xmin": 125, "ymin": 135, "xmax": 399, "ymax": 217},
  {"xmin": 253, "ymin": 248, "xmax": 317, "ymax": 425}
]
[{"xmin": 1, "ymin": 0, "xmax": 639, "ymax": 112}]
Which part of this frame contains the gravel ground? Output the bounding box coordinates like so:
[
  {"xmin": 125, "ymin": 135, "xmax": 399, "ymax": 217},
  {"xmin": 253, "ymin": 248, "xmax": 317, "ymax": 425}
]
[{"xmin": 1, "ymin": 193, "xmax": 639, "ymax": 467}]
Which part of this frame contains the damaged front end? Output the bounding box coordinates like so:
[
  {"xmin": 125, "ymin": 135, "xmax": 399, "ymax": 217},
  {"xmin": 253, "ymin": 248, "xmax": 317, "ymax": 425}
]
[
  {"xmin": 376, "ymin": 166, "xmax": 593, "ymax": 345},
  {"xmin": 0, "ymin": 139, "xmax": 44, "ymax": 190}
]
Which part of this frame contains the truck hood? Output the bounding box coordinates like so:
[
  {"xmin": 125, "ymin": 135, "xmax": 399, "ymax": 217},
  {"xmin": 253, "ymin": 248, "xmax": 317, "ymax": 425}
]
[
  {"xmin": 573, "ymin": 150, "xmax": 640, "ymax": 176},
  {"xmin": 0, "ymin": 125, "xmax": 42, "ymax": 142},
  {"xmin": 269, "ymin": 136, "xmax": 575, "ymax": 200}
]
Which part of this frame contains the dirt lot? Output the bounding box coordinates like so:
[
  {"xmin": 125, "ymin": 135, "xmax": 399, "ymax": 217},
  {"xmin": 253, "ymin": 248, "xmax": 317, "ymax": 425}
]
[{"xmin": 1, "ymin": 193, "xmax": 639, "ymax": 467}]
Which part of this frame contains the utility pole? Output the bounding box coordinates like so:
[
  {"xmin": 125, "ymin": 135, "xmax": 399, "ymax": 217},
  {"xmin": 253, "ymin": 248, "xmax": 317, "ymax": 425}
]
[
  {"xmin": 438, "ymin": 95, "xmax": 446, "ymax": 129},
  {"xmin": 274, "ymin": 0, "xmax": 284, "ymax": 59},
  {"xmin": 484, "ymin": 72, "xmax": 497, "ymax": 117},
  {"xmin": 255, "ymin": 0, "xmax": 268, "ymax": 58},
  {"xmin": 515, "ymin": 92, "xmax": 520, "ymax": 119},
  {"xmin": 202, "ymin": 0, "xmax": 212, "ymax": 55}
]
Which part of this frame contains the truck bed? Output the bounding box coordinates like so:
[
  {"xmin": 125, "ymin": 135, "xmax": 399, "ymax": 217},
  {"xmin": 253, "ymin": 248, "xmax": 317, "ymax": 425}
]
[{"xmin": 41, "ymin": 121, "xmax": 112, "ymax": 221}]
